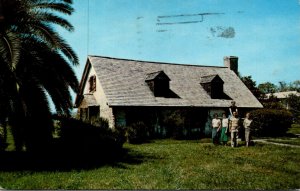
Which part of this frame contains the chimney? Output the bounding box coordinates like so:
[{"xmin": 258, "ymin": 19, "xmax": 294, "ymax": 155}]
[{"xmin": 224, "ymin": 56, "xmax": 238, "ymax": 75}]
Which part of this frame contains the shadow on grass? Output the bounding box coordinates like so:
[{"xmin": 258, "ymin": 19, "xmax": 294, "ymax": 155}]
[{"xmin": 0, "ymin": 146, "xmax": 152, "ymax": 172}]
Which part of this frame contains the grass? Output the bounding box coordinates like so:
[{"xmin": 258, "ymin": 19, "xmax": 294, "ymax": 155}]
[
  {"xmin": 288, "ymin": 123, "xmax": 300, "ymax": 135},
  {"xmin": 266, "ymin": 138, "xmax": 300, "ymax": 146},
  {"xmin": 0, "ymin": 139, "xmax": 299, "ymax": 190}
]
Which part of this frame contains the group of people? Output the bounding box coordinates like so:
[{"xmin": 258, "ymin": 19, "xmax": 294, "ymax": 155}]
[{"xmin": 211, "ymin": 101, "xmax": 253, "ymax": 147}]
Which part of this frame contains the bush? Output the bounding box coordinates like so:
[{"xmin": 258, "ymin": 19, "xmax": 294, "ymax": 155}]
[
  {"xmin": 0, "ymin": 125, "xmax": 7, "ymax": 151},
  {"xmin": 126, "ymin": 121, "xmax": 149, "ymax": 144},
  {"xmin": 113, "ymin": 125, "xmax": 127, "ymax": 147},
  {"xmin": 162, "ymin": 110, "xmax": 185, "ymax": 139},
  {"xmin": 52, "ymin": 116, "xmax": 124, "ymax": 153},
  {"xmin": 250, "ymin": 109, "xmax": 293, "ymax": 137}
]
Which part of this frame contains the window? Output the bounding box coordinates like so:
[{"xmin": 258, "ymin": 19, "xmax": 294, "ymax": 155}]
[
  {"xmin": 200, "ymin": 74, "xmax": 225, "ymax": 99},
  {"xmin": 89, "ymin": 75, "xmax": 96, "ymax": 92},
  {"xmin": 145, "ymin": 71, "xmax": 179, "ymax": 98}
]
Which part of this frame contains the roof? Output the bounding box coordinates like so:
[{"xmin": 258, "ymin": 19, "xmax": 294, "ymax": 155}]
[
  {"xmin": 200, "ymin": 74, "xmax": 223, "ymax": 84},
  {"xmin": 266, "ymin": 91, "xmax": 300, "ymax": 99},
  {"xmin": 76, "ymin": 56, "xmax": 263, "ymax": 108},
  {"xmin": 145, "ymin": 71, "xmax": 170, "ymax": 81},
  {"xmin": 79, "ymin": 94, "xmax": 98, "ymax": 108}
]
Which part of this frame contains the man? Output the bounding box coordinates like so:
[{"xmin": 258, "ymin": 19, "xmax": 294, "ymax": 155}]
[{"xmin": 229, "ymin": 111, "xmax": 239, "ymax": 147}]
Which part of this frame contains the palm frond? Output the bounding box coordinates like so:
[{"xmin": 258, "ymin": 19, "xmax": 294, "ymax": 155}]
[
  {"xmin": 0, "ymin": 30, "xmax": 21, "ymax": 71},
  {"xmin": 25, "ymin": 21, "xmax": 78, "ymax": 65},
  {"xmin": 30, "ymin": 2, "xmax": 74, "ymax": 15},
  {"xmin": 35, "ymin": 12, "xmax": 74, "ymax": 32}
]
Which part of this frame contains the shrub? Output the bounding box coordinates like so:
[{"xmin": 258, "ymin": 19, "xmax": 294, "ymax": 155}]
[
  {"xmin": 250, "ymin": 109, "xmax": 293, "ymax": 137},
  {"xmin": 90, "ymin": 116, "xmax": 109, "ymax": 129},
  {"xmin": 126, "ymin": 121, "xmax": 149, "ymax": 144},
  {"xmin": 52, "ymin": 116, "xmax": 124, "ymax": 153},
  {"xmin": 162, "ymin": 110, "xmax": 185, "ymax": 139},
  {"xmin": 113, "ymin": 125, "xmax": 127, "ymax": 147},
  {"xmin": 0, "ymin": 125, "xmax": 7, "ymax": 151}
]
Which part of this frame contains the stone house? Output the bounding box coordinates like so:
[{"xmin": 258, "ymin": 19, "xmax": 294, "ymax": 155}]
[{"xmin": 74, "ymin": 56, "xmax": 263, "ymax": 137}]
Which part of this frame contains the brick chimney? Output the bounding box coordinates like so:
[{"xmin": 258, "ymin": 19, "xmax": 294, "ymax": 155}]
[{"xmin": 224, "ymin": 56, "xmax": 238, "ymax": 75}]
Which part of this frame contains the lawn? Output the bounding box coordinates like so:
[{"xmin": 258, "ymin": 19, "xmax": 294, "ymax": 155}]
[
  {"xmin": 0, "ymin": 139, "xmax": 299, "ymax": 190},
  {"xmin": 288, "ymin": 123, "xmax": 300, "ymax": 135},
  {"xmin": 266, "ymin": 138, "xmax": 300, "ymax": 146}
]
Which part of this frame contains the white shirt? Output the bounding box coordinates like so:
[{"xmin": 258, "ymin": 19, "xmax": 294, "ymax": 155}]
[
  {"xmin": 212, "ymin": 118, "xmax": 221, "ymax": 128},
  {"xmin": 243, "ymin": 118, "xmax": 252, "ymax": 129},
  {"xmin": 222, "ymin": 118, "xmax": 229, "ymax": 127}
]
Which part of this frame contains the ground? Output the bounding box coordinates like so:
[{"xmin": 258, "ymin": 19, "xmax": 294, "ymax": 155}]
[{"xmin": 0, "ymin": 124, "xmax": 299, "ymax": 189}]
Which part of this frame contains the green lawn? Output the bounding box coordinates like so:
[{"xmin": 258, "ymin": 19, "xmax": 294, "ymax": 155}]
[
  {"xmin": 266, "ymin": 138, "xmax": 300, "ymax": 146},
  {"xmin": 0, "ymin": 139, "xmax": 299, "ymax": 190},
  {"xmin": 288, "ymin": 123, "xmax": 300, "ymax": 135}
]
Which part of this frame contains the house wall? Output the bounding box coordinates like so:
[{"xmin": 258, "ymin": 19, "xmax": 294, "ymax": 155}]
[
  {"xmin": 81, "ymin": 66, "xmax": 115, "ymax": 128},
  {"xmin": 113, "ymin": 107, "xmax": 209, "ymax": 138}
]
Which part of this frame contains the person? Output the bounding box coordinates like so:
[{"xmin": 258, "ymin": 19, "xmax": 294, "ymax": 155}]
[
  {"xmin": 243, "ymin": 112, "xmax": 253, "ymax": 147},
  {"xmin": 211, "ymin": 113, "xmax": 221, "ymax": 144},
  {"xmin": 219, "ymin": 113, "xmax": 229, "ymax": 145},
  {"xmin": 229, "ymin": 101, "xmax": 238, "ymax": 117},
  {"xmin": 229, "ymin": 111, "xmax": 239, "ymax": 147}
]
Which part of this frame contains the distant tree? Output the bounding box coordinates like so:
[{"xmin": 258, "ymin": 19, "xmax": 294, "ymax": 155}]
[
  {"xmin": 286, "ymin": 94, "xmax": 300, "ymax": 123},
  {"xmin": 240, "ymin": 76, "xmax": 261, "ymax": 99},
  {"xmin": 258, "ymin": 82, "xmax": 277, "ymax": 94},
  {"xmin": 290, "ymin": 80, "xmax": 300, "ymax": 92},
  {"xmin": 276, "ymin": 80, "xmax": 300, "ymax": 92},
  {"xmin": 277, "ymin": 81, "xmax": 289, "ymax": 92}
]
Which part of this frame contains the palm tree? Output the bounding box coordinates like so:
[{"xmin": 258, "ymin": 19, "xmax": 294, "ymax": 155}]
[{"xmin": 0, "ymin": 0, "xmax": 79, "ymax": 151}]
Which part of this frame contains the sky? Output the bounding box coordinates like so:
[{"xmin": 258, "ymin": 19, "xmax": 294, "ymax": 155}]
[{"xmin": 57, "ymin": 0, "xmax": 300, "ymax": 88}]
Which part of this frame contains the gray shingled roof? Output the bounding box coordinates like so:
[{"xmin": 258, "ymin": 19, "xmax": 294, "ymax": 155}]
[
  {"xmin": 85, "ymin": 56, "xmax": 263, "ymax": 108},
  {"xmin": 200, "ymin": 74, "xmax": 223, "ymax": 84},
  {"xmin": 145, "ymin": 71, "xmax": 170, "ymax": 81}
]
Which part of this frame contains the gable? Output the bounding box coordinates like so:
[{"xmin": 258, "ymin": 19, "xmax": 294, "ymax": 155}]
[
  {"xmin": 76, "ymin": 56, "xmax": 263, "ymax": 108},
  {"xmin": 145, "ymin": 71, "xmax": 171, "ymax": 82}
]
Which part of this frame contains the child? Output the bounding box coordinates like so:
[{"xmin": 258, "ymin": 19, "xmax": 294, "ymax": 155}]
[
  {"xmin": 220, "ymin": 113, "xmax": 229, "ymax": 145},
  {"xmin": 229, "ymin": 101, "xmax": 238, "ymax": 118},
  {"xmin": 243, "ymin": 112, "xmax": 253, "ymax": 147},
  {"xmin": 211, "ymin": 113, "xmax": 221, "ymax": 144}
]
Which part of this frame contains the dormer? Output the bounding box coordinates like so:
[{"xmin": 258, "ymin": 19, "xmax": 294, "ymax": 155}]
[
  {"xmin": 145, "ymin": 71, "xmax": 170, "ymax": 97},
  {"xmin": 200, "ymin": 74, "xmax": 224, "ymax": 99}
]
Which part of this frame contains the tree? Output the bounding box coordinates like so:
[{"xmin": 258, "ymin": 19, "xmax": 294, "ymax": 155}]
[
  {"xmin": 286, "ymin": 94, "xmax": 300, "ymax": 123},
  {"xmin": 240, "ymin": 76, "xmax": 261, "ymax": 99},
  {"xmin": 258, "ymin": 82, "xmax": 277, "ymax": 94},
  {"xmin": 292, "ymin": 80, "xmax": 300, "ymax": 92},
  {"xmin": 277, "ymin": 81, "xmax": 289, "ymax": 92},
  {"xmin": 0, "ymin": 0, "xmax": 79, "ymax": 151}
]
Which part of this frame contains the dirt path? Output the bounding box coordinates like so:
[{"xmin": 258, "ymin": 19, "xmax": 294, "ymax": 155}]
[{"xmin": 253, "ymin": 139, "xmax": 300, "ymax": 148}]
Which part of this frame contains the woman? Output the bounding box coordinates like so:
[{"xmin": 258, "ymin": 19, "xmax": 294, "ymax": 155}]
[
  {"xmin": 211, "ymin": 113, "xmax": 221, "ymax": 144},
  {"xmin": 220, "ymin": 113, "xmax": 229, "ymax": 145}
]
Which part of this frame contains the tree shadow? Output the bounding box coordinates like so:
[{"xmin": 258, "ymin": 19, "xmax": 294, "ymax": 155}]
[{"xmin": 0, "ymin": 146, "xmax": 155, "ymax": 172}]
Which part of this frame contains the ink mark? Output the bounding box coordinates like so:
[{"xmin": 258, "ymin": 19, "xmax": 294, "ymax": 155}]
[
  {"xmin": 210, "ymin": 26, "xmax": 235, "ymax": 38},
  {"xmin": 156, "ymin": 29, "xmax": 168, "ymax": 32},
  {"xmin": 156, "ymin": 12, "xmax": 224, "ymax": 26}
]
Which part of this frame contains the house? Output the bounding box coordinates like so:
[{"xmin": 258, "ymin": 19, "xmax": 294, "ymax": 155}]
[
  {"xmin": 74, "ymin": 56, "xmax": 263, "ymax": 137},
  {"xmin": 266, "ymin": 91, "xmax": 300, "ymax": 110}
]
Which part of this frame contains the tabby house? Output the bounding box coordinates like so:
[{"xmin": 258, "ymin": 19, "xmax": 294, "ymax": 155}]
[{"xmin": 74, "ymin": 56, "xmax": 263, "ymax": 137}]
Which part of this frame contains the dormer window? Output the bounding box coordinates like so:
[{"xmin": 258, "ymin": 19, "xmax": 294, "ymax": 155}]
[
  {"xmin": 89, "ymin": 75, "xmax": 96, "ymax": 92},
  {"xmin": 145, "ymin": 71, "xmax": 171, "ymax": 97},
  {"xmin": 200, "ymin": 74, "xmax": 224, "ymax": 99}
]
